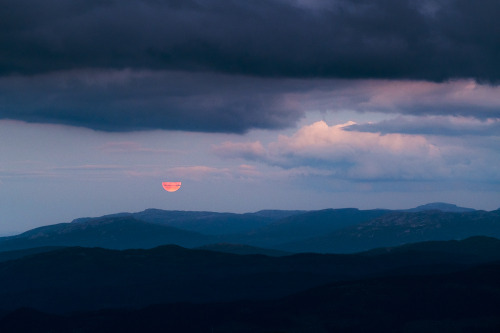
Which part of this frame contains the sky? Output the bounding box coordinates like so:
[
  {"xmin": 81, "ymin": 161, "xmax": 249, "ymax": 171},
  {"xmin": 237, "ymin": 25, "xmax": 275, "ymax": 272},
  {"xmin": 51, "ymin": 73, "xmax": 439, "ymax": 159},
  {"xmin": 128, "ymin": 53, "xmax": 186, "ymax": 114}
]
[{"xmin": 1, "ymin": 0, "xmax": 499, "ymax": 234}]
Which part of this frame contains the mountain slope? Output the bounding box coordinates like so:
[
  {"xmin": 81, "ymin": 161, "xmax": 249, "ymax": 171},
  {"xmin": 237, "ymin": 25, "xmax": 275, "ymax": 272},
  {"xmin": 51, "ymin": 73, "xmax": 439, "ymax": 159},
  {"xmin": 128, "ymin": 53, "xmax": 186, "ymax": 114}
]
[
  {"xmin": 404, "ymin": 202, "xmax": 476, "ymax": 213},
  {"xmin": 0, "ymin": 216, "xmax": 216, "ymax": 251},
  {"xmin": 131, "ymin": 209, "xmax": 279, "ymax": 235},
  {"xmin": 195, "ymin": 243, "xmax": 291, "ymax": 256},
  {"xmin": 2, "ymin": 205, "xmax": 497, "ymax": 254},
  {"xmin": 0, "ymin": 246, "xmax": 66, "ymax": 263},
  {"xmin": 279, "ymin": 209, "xmax": 500, "ymax": 253},
  {"xmin": 228, "ymin": 208, "xmax": 391, "ymax": 247},
  {"xmin": 364, "ymin": 236, "xmax": 500, "ymax": 258},
  {"xmin": 72, "ymin": 209, "xmax": 305, "ymax": 236}
]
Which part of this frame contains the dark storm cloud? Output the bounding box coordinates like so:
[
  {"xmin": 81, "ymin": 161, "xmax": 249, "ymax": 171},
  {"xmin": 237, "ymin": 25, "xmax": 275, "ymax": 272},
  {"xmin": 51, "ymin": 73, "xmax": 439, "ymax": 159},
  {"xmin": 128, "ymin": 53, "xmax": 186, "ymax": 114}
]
[
  {"xmin": 1, "ymin": 0, "xmax": 500, "ymax": 82},
  {"xmin": 2, "ymin": 71, "xmax": 500, "ymax": 133},
  {"xmin": 0, "ymin": 70, "xmax": 304, "ymax": 132},
  {"xmin": 2, "ymin": 0, "xmax": 500, "ymax": 133}
]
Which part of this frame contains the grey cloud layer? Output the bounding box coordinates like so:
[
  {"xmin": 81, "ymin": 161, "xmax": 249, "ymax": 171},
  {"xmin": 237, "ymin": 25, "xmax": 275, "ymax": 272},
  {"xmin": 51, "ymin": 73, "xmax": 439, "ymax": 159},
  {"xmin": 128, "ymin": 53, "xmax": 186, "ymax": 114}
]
[
  {"xmin": 345, "ymin": 116, "xmax": 500, "ymax": 136},
  {"xmin": 2, "ymin": 0, "xmax": 500, "ymax": 81},
  {"xmin": 2, "ymin": 0, "xmax": 500, "ymax": 133},
  {"xmin": 0, "ymin": 70, "xmax": 303, "ymax": 132},
  {"xmin": 2, "ymin": 71, "xmax": 500, "ymax": 133}
]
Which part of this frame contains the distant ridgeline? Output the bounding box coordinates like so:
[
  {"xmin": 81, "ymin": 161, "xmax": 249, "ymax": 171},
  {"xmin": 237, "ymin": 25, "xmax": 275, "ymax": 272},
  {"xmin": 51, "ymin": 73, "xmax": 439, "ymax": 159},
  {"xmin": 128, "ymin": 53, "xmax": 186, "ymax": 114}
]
[{"xmin": 0, "ymin": 202, "xmax": 498, "ymax": 254}]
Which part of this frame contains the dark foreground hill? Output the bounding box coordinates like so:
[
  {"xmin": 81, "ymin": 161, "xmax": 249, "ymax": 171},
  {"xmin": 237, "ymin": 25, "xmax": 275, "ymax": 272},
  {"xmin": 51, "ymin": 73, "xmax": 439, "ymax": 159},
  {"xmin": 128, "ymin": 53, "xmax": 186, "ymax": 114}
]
[
  {"xmin": 1, "ymin": 237, "xmax": 500, "ymax": 313},
  {"xmin": 2, "ymin": 261, "xmax": 500, "ymax": 333},
  {"xmin": 0, "ymin": 246, "xmax": 65, "ymax": 263},
  {"xmin": 195, "ymin": 243, "xmax": 291, "ymax": 256}
]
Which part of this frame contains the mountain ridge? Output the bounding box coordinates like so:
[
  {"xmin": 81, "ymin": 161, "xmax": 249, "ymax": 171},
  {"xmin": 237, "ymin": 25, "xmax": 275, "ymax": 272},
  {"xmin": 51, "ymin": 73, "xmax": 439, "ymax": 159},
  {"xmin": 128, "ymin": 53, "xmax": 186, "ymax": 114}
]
[
  {"xmin": 0, "ymin": 203, "xmax": 497, "ymax": 254},
  {"xmin": 0, "ymin": 216, "xmax": 216, "ymax": 252},
  {"xmin": 277, "ymin": 209, "xmax": 500, "ymax": 253},
  {"xmin": 403, "ymin": 202, "xmax": 476, "ymax": 213}
]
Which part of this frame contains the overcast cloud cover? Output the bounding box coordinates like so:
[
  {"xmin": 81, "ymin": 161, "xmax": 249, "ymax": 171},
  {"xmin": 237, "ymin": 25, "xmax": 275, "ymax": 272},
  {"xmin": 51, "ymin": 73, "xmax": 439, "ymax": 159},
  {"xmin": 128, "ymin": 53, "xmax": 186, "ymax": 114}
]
[
  {"xmin": 2, "ymin": 0, "xmax": 500, "ymax": 132},
  {"xmin": 3, "ymin": 0, "xmax": 500, "ymax": 80},
  {"xmin": 0, "ymin": 0, "xmax": 499, "ymax": 232}
]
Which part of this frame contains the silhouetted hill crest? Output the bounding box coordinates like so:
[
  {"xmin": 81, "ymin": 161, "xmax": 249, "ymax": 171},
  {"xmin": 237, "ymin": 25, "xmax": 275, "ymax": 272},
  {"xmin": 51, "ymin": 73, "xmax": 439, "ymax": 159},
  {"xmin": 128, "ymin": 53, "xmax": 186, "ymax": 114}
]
[
  {"xmin": 196, "ymin": 243, "xmax": 291, "ymax": 256},
  {"xmin": 1, "ymin": 237, "xmax": 500, "ymax": 315},
  {"xmin": 404, "ymin": 202, "xmax": 476, "ymax": 213},
  {"xmin": 278, "ymin": 210, "xmax": 500, "ymax": 253},
  {"xmin": 0, "ymin": 216, "xmax": 215, "ymax": 251}
]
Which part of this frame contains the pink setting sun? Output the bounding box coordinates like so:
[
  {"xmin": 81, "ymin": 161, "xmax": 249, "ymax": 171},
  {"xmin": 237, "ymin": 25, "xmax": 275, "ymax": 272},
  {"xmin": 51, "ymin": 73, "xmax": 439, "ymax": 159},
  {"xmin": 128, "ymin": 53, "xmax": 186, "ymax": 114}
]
[{"xmin": 162, "ymin": 182, "xmax": 182, "ymax": 192}]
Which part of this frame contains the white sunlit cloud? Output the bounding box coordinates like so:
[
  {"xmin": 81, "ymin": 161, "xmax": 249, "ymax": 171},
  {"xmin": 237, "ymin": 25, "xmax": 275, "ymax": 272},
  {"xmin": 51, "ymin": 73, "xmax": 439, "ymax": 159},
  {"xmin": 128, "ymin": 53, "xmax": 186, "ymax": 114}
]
[
  {"xmin": 213, "ymin": 120, "xmax": 500, "ymax": 183},
  {"xmin": 267, "ymin": 121, "xmax": 444, "ymax": 180}
]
